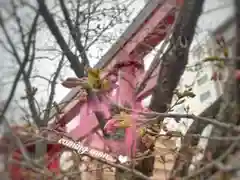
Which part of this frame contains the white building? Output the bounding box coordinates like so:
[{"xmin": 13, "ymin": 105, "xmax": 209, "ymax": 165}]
[
  {"xmin": 163, "ymin": 6, "xmax": 236, "ymax": 174},
  {"xmin": 171, "ymin": 16, "xmax": 235, "ymax": 137}
]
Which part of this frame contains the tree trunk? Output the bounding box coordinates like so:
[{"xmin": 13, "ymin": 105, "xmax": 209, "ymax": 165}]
[{"xmin": 137, "ymin": 0, "xmax": 205, "ymax": 179}]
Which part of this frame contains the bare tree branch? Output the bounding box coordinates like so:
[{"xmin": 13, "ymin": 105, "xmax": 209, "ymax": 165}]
[
  {"xmin": 42, "ymin": 53, "xmax": 65, "ymax": 124},
  {"xmin": 37, "ymin": 0, "xmax": 85, "ymax": 78},
  {"xmin": 59, "ymin": 0, "xmax": 89, "ymax": 67}
]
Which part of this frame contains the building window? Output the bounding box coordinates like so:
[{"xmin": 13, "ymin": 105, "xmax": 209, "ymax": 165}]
[
  {"xmin": 199, "ymin": 90, "xmax": 211, "ymax": 102},
  {"xmin": 197, "ymin": 74, "xmax": 208, "ymax": 86}
]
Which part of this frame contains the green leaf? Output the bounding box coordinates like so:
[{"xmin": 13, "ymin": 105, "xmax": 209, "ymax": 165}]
[{"xmin": 203, "ymin": 56, "xmax": 220, "ymax": 62}]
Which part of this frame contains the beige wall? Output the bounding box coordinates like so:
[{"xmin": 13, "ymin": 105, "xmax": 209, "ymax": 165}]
[
  {"xmin": 151, "ymin": 138, "xmax": 176, "ymax": 179},
  {"xmin": 79, "ymin": 138, "xmax": 176, "ymax": 180}
]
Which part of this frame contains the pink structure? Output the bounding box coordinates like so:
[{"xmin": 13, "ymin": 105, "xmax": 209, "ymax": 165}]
[{"xmin": 52, "ymin": 0, "xmax": 182, "ymax": 159}]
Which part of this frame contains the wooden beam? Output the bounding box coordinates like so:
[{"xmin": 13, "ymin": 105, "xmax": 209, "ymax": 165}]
[
  {"xmin": 95, "ymin": 0, "xmax": 170, "ymax": 68},
  {"xmin": 96, "ymin": 0, "xmax": 176, "ymax": 71},
  {"xmin": 136, "ymin": 65, "xmax": 160, "ymax": 101}
]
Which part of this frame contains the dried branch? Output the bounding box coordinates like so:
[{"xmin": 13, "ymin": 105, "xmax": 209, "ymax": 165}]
[
  {"xmin": 59, "ymin": 0, "xmax": 89, "ymax": 66},
  {"xmin": 37, "ymin": 0, "xmax": 85, "ymax": 78},
  {"xmin": 0, "ymin": 51, "xmax": 28, "ymax": 124},
  {"xmin": 42, "ymin": 53, "xmax": 65, "ymax": 124}
]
